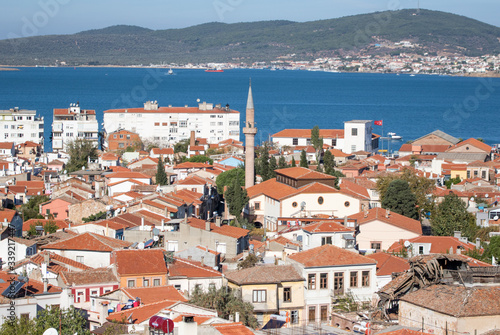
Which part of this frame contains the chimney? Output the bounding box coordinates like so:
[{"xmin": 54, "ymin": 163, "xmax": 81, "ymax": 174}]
[
  {"xmin": 386, "ymin": 208, "xmax": 390, "ymax": 218},
  {"xmin": 43, "ymin": 280, "xmax": 48, "ymax": 293},
  {"xmin": 201, "ymin": 256, "xmax": 204, "ymax": 266},
  {"xmin": 161, "ymin": 219, "xmax": 165, "ymax": 230},
  {"xmin": 476, "ymin": 237, "xmax": 481, "ymax": 249},
  {"xmin": 190, "ymin": 131, "xmax": 196, "ymax": 147},
  {"xmin": 235, "ymin": 312, "xmax": 240, "ymax": 323},
  {"xmin": 454, "ymin": 231, "xmax": 462, "ymax": 239},
  {"xmin": 205, "ymin": 221, "xmax": 211, "ymax": 231},
  {"xmin": 215, "ymin": 216, "xmax": 221, "ymax": 227},
  {"xmin": 344, "ymin": 216, "xmax": 348, "ymax": 226},
  {"xmin": 141, "ymin": 217, "xmax": 144, "ymax": 229}
]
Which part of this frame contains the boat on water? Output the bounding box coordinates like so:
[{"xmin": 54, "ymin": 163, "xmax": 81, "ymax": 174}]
[
  {"xmin": 167, "ymin": 68, "xmax": 174, "ymax": 75},
  {"xmin": 205, "ymin": 67, "xmax": 223, "ymax": 72},
  {"xmin": 387, "ymin": 132, "xmax": 402, "ymax": 140}
]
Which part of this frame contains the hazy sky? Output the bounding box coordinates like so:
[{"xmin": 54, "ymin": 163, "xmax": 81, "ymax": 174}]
[{"xmin": 1, "ymin": 0, "xmax": 499, "ymax": 40}]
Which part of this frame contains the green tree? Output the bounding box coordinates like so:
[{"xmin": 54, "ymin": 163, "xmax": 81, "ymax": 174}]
[
  {"xmin": 216, "ymin": 168, "xmax": 245, "ymax": 194},
  {"xmin": 377, "ymin": 168, "xmax": 435, "ymax": 219},
  {"xmin": 291, "ymin": 157, "xmax": 296, "ymax": 167},
  {"xmin": 0, "ymin": 306, "xmax": 91, "ymax": 335},
  {"xmin": 431, "ymin": 192, "xmax": 477, "ymax": 239},
  {"xmin": 323, "ymin": 150, "xmax": 335, "ymax": 174},
  {"xmin": 188, "ymin": 155, "xmax": 213, "ymax": 164},
  {"xmin": 311, "ymin": 125, "xmax": 323, "ymax": 163},
  {"xmin": 43, "ymin": 220, "xmax": 58, "ymax": 234},
  {"xmin": 65, "ymin": 139, "xmax": 98, "ymax": 172},
  {"xmin": 155, "ymin": 155, "xmax": 168, "ymax": 186},
  {"xmin": 381, "ymin": 179, "xmax": 418, "ymax": 220},
  {"xmin": 269, "ymin": 156, "xmax": 278, "ymax": 179},
  {"xmin": 189, "ymin": 286, "xmax": 258, "ymax": 329},
  {"xmin": 82, "ymin": 211, "xmax": 107, "ymax": 223},
  {"xmin": 445, "ymin": 176, "xmax": 461, "ymax": 189},
  {"xmin": 278, "ymin": 156, "xmax": 287, "ymax": 169},
  {"xmin": 258, "ymin": 144, "xmax": 271, "ymax": 181},
  {"xmin": 174, "ymin": 139, "xmax": 189, "ymax": 153},
  {"xmin": 27, "ymin": 224, "xmax": 37, "ymax": 237},
  {"xmin": 482, "ymin": 236, "xmax": 500, "ymax": 264},
  {"xmin": 20, "ymin": 195, "xmax": 49, "ymax": 221},
  {"xmin": 237, "ymin": 253, "xmax": 259, "ymax": 269},
  {"xmin": 224, "ymin": 176, "xmax": 249, "ymax": 218},
  {"xmin": 300, "ymin": 149, "xmax": 308, "ymax": 168}
]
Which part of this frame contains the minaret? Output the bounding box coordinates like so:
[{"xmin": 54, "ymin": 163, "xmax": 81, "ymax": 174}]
[{"xmin": 243, "ymin": 81, "xmax": 257, "ymax": 188}]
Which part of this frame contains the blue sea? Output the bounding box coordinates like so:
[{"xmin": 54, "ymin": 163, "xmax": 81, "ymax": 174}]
[{"xmin": 0, "ymin": 67, "xmax": 499, "ymax": 152}]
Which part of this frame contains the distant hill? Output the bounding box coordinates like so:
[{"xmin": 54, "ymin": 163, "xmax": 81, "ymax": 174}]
[{"xmin": 1, "ymin": 9, "xmax": 499, "ymax": 66}]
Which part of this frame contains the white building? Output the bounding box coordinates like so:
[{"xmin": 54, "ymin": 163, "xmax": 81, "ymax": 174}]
[
  {"xmin": 52, "ymin": 103, "xmax": 99, "ymax": 152},
  {"xmin": 344, "ymin": 120, "xmax": 373, "ymax": 154},
  {"xmin": 0, "ymin": 107, "xmax": 44, "ymax": 147},
  {"xmin": 103, "ymin": 101, "xmax": 240, "ymax": 146}
]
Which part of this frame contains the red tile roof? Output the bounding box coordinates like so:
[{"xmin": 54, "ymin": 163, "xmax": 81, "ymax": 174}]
[
  {"xmin": 348, "ymin": 208, "xmax": 422, "ymax": 235},
  {"xmin": 106, "ymin": 299, "xmax": 177, "ymax": 324},
  {"xmin": 106, "ymin": 171, "xmax": 151, "ymax": 180},
  {"xmin": 22, "ymin": 219, "xmax": 70, "ymax": 232},
  {"xmin": 0, "ymin": 271, "xmax": 62, "ymax": 301},
  {"xmin": 171, "ymin": 315, "xmax": 212, "ymax": 325},
  {"xmin": 212, "ymin": 322, "xmax": 254, "ymax": 335},
  {"xmin": 381, "ymin": 329, "xmax": 433, "ymax": 335},
  {"xmin": 112, "ymin": 249, "xmax": 168, "ymax": 276},
  {"xmin": 288, "ymin": 244, "xmax": 376, "ymax": 267},
  {"xmin": 0, "ymin": 142, "xmax": 14, "ymax": 149},
  {"xmin": 275, "ymin": 167, "xmax": 335, "ymax": 180},
  {"xmin": 151, "ymin": 148, "xmax": 174, "ymax": 155},
  {"xmin": 121, "ymin": 285, "xmax": 187, "ymax": 304},
  {"xmin": 387, "ymin": 236, "xmax": 476, "ymax": 254},
  {"xmin": 339, "ymin": 179, "xmax": 370, "ymax": 199},
  {"xmin": 60, "ymin": 268, "xmax": 117, "ymax": 286},
  {"xmin": 225, "ymin": 265, "xmax": 303, "ymax": 285},
  {"xmin": 272, "ymin": 129, "xmax": 344, "ymax": 139},
  {"xmin": 302, "ymin": 221, "xmax": 354, "ymax": 233},
  {"xmin": 168, "ymin": 258, "xmax": 222, "ymax": 278},
  {"xmin": 446, "ymin": 138, "xmax": 492, "ymax": 153},
  {"xmin": 365, "ymin": 252, "xmax": 410, "ymax": 276},
  {"xmin": 174, "ymin": 162, "xmax": 213, "ymax": 169},
  {"xmin": 41, "ymin": 232, "xmax": 132, "ymax": 252},
  {"xmin": 212, "ymin": 225, "xmax": 249, "ymax": 239},
  {"xmin": 0, "ymin": 208, "xmax": 17, "ymax": 222}
]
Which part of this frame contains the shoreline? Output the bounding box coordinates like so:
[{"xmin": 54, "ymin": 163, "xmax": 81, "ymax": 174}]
[{"xmin": 1, "ymin": 65, "xmax": 499, "ymax": 78}]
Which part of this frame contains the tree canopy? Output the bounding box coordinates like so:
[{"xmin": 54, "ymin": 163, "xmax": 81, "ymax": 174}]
[
  {"xmin": 155, "ymin": 155, "xmax": 168, "ymax": 185},
  {"xmin": 224, "ymin": 175, "xmax": 249, "ymax": 218},
  {"xmin": 65, "ymin": 139, "xmax": 98, "ymax": 172},
  {"xmin": 431, "ymin": 192, "xmax": 477, "ymax": 239},
  {"xmin": 381, "ymin": 179, "xmax": 419, "ymax": 220},
  {"xmin": 377, "ymin": 168, "xmax": 435, "ymax": 218},
  {"xmin": 216, "ymin": 168, "xmax": 245, "ymax": 194},
  {"xmin": 300, "ymin": 149, "xmax": 308, "ymax": 168},
  {"xmin": 188, "ymin": 155, "xmax": 213, "ymax": 164},
  {"xmin": 20, "ymin": 195, "xmax": 49, "ymax": 221},
  {"xmin": 190, "ymin": 286, "xmax": 258, "ymax": 328},
  {"xmin": 311, "ymin": 125, "xmax": 323, "ymax": 163},
  {"xmin": 278, "ymin": 156, "xmax": 287, "ymax": 169}
]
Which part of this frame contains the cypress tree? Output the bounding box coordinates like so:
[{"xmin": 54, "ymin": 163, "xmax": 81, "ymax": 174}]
[
  {"xmin": 278, "ymin": 156, "xmax": 287, "ymax": 169},
  {"xmin": 300, "ymin": 149, "xmax": 308, "ymax": 168},
  {"xmin": 291, "ymin": 157, "xmax": 296, "ymax": 167},
  {"xmin": 155, "ymin": 155, "xmax": 168, "ymax": 185},
  {"xmin": 269, "ymin": 156, "xmax": 278, "ymax": 178}
]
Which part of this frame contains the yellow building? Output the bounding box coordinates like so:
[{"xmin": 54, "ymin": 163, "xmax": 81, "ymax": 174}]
[{"xmin": 225, "ymin": 264, "xmax": 305, "ymax": 328}]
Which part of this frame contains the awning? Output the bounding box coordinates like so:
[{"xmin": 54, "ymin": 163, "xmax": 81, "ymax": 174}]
[
  {"xmin": 144, "ymin": 239, "xmax": 154, "ymax": 248},
  {"xmin": 342, "ymin": 234, "xmax": 355, "ymax": 240}
]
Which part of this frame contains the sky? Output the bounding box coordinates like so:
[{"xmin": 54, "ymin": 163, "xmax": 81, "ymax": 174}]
[{"xmin": 1, "ymin": 0, "xmax": 499, "ymax": 40}]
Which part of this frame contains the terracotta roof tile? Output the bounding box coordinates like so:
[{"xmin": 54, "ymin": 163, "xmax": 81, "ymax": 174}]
[
  {"xmin": 212, "ymin": 322, "xmax": 254, "ymax": 335},
  {"xmin": 168, "ymin": 258, "xmax": 222, "ymax": 278},
  {"xmin": 41, "ymin": 232, "xmax": 132, "ymax": 252},
  {"xmin": 272, "ymin": 129, "xmax": 344, "ymax": 139},
  {"xmin": 106, "ymin": 171, "xmax": 151, "ymax": 180},
  {"xmin": 400, "ymin": 285, "xmax": 500, "ymax": 317},
  {"xmin": 22, "ymin": 219, "xmax": 70, "ymax": 232},
  {"xmin": 60, "ymin": 268, "xmax": 117, "ymax": 286},
  {"xmin": 275, "ymin": 167, "xmax": 335, "ymax": 180},
  {"xmin": 386, "ymin": 236, "xmax": 476, "ymax": 254},
  {"xmin": 288, "ymin": 244, "xmax": 376, "ymax": 267},
  {"xmin": 349, "ymin": 208, "xmax": 422, "ymax": 235},
  {"xmin": 112, "ymin": 249, "xmax": 168, "ymax": 276},
  {"xmin": 171, "ymin": 315, "xmax": 212, "ymax": 325},
  {"xmin": 106, "ymin": 300, "xmax": 177, "ymax": 324},
  {"xmin": 302, "ymin": 221, "xmax": 354, "ymax": 233},
  {"xmin": 174, "ymin": 162, "xmax": 213, "ymax": 169},
  {"xmin": 446, "ymin": 138, "xmax": 492, "ymax": 153},
  {"xmin": 365, "ymin": 252, "xmax": 409, "ymax": 276},
  {"xmin": 225, "ymin": 265, "xmax": 303, "ymax": 285},
  {"xmin": 121, "ymin": 285, "xmax": 187, "ymax": 305},
  {"xmin": 211, "ymin": 225, "xmax": 249, "ymax": 239}
]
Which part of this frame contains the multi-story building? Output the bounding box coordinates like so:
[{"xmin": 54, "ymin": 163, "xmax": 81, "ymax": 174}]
[
  {"xmin": 102, "ymin": 101, "xmax": 240, "ymax": 146},
  {"xmin": 0, "ymin": 107, "xmax": 44, "ymax": 147},
  {"xmin": 52, "ymin": 103, "xmax": 99, "ymax": 152}
]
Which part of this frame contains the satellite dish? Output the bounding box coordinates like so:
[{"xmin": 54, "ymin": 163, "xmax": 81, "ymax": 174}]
[
  {"xmin": 43, "ymin": 329, "xmax": 58, "ymax": 335},
  {"xmin": 196, "ymin": 98, "xmax": 200, "ymax": 102},
  {"xmin": 403, "ymin": 240, "xmax": 411, "ymax": 248},
  {"xmin": 486, "ymin": 194, "xmax": 489, "ymax": 198},
  {"xmin": 153, "ymin": 236, "xmax": 159, "ymax": 242},
  {"xmin": 300, "ymin": 201, "xmax": 306, "ymax": 210},
  {"xmin": 494, "ymin": 216, "xmax": 499, "ymax": 221}
]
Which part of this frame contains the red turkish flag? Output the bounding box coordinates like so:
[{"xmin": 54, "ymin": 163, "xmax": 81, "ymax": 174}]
[{"xmin": 374, "ymin": 120, "xmax": 383, "ymax": 126}]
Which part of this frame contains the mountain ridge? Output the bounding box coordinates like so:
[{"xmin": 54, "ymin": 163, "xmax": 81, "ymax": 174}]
[{"xmin": 1, "ymin": 9, "xmax": 499, "ymax": 65}]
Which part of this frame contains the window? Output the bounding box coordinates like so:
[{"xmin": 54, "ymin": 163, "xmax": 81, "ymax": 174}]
[
  {"xmin": 119, "ymin": 134, "xmax": 123, "ymax": 139},
  {"xmin": 371, "ymin": 242, "xmax": 381, "ymax": 252},
  {"xmin": 418, "ymin": 245, "xmax": 424, "ymax": 254},
  {"xmin": 118, "ymin": 143, "xmax": 124, "ymax": 148},
  {"xmin": 209, "ymin": 283, "xmax": 216, "ymax": 290},
  {"xmin": 321, "ymin": 236, "xmax": 332, "ymax": 245},
  {"xmin": 162, "ymin": 122, "xmax": 168, "ymax": 126},
  {"xmin": 349, "ymin": 272, "xmax": 359, "ymax": 290},
  {"xmin": 332, "ymin": 139, "xmax": 337, "ymax": 146},
  {"xmin": 154, "ymin": 122, "xmax": 160, "ymax": 126},
  {"xmin": 351, "ymin": 145, "xmax": 356, "ymax": 152},
  {"xmin": 253, "ymin": 290, "xmax": 266, "ymax": 302},
  {"xmin": 20, "ymin": 313, "xmax": 29, "ymax": 320},
  {"xmin": 320, "ymin": 273, "xmax": 328, "ymax": 289},
  {"xmin": 218, "ymin": 122, "xmax": 223, "ymax": 126},
  {"xmin": 254, "ymin": 202, "xmax": 260, "ymax": 210},
  {"xmin": 113, "ymin": 134, "xmax": 117, "ymax": 139},
  {"xmin": 143, "ymin": 279, "xmax": 150, "ymax": 287},
  {"xmin": 127, "ymin": 280, "xmax": 136, "ymax": 288},
  {"xmin": 474, "ymin": 170, "xmax": 478, "ymax": 177},
  {"xmin": 362, "ymin": 271, "xmax": 370, "ymax": 287},
  {"xmin": 292, "ymin": 138, "xmax": 298, "ymax": 145},
  {"xmin": 334, "ymin": 272, "xmax": 344, "ymax": 295},
  {"xmin": 351, "ymin": 128, "xmax": 358, "ymax": 136},
  {"xmin": 344, "ymin": 201, "xmax": 350, "ymax": 207},
  {"xmin": 467, "ymin": 171, "xmax": 471, "ymax": 178},
  {"xmin": 175, "ymin": 285, "xmax": 181, "ymax": 290},
  {"xmin": 308, "ymin": 274, "xmax": 316, "ymax": 290},
  {"xmin": 76, "ymin": 256, "xmax": 84, "ymax": 264},
  {"xmin": 179, "ymin": 120, "xmax": 187, "ymax": 127},
  {"xmin": 283, "ymin": 287, "xmax": 291, "ymax": 302},
  {"xmin": 318, "ymin": 196, "xmax": 324, "ymax": 205},
  {"xmin": 482, "ymin": 170, "xmax": 487, "ymax": 179},
  {"xmin": 291, "ymin": 310, "xmax": 299, "ymax": 324},
  {"xmin": 126, "ymin": 135, "xmax": 130, "ymax": 139},
  {"xmin": 321, "ymin": 305, "xmax": 328, "ymax": 321},
  {"xmin": 292, "ymin": 201, "xmax": 298, "ymax": 208},
  {"xmin": 90, "ymin": 290, "xmax": 98, "ymax": 296},
  {"xmin": 153, "ymin": 278, "xmax": 161, "ymax": 286}
]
